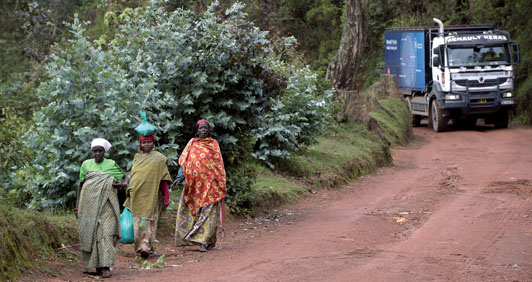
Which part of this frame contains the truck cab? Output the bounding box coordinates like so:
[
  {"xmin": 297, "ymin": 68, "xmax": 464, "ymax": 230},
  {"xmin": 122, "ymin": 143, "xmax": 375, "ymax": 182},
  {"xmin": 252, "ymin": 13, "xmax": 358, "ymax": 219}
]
[{"xmin": 385, "ymin": 18, "xmax": 520, "ymax": 132}]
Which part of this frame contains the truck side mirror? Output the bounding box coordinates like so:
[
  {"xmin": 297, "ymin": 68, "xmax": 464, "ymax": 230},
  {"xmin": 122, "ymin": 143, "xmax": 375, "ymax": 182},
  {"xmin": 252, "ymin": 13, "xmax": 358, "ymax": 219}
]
[
  {"xmin": 511, "ymin": 42, "xmax": 520, "ymax": 64},
  {"xmin": 433, "ymin": 56, "xmax": 440, "ymax": 67}
]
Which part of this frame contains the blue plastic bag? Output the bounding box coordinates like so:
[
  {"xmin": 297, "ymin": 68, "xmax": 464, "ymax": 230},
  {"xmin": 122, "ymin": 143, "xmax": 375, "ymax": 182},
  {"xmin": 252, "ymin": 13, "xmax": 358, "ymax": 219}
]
[
  {"xmin": 135, "ymin": 110, "xmax": 158, "ymax": 137},
  {"xmin": 119, "ymin": 207, "xmax": 134, "ymax": 244}
]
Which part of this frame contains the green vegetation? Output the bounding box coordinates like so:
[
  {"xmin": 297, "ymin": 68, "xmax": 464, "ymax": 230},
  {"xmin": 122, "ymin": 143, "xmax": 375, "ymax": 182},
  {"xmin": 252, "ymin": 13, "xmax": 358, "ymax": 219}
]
[
  {"xmin": 242, "ymin": 96, "xmax": 408, "ymax": 215},
  {"xmin": 5, "ymin": 2, "xmax": 333, "ymax": 210},
  {"xmin": 0, "ymin": 203, "xmax": 78, "ymax": 280},
  {"xmin": 250, "ymin": 163, "xmax": 307, "ymax": 212},
  {"xmin": 370, "ymin": 98, "xmax": 412, "ymax": 145},
  {"xmin": 135, "ymin": 254, "xmax": 166, "ymax": 269}
]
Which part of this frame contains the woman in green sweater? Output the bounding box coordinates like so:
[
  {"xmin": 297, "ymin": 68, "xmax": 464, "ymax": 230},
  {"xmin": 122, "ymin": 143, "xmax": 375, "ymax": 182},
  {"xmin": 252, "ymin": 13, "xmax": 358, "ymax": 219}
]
[{"xmin": 76, "ymin": 138, "xmax": 128, "ymax": 278}]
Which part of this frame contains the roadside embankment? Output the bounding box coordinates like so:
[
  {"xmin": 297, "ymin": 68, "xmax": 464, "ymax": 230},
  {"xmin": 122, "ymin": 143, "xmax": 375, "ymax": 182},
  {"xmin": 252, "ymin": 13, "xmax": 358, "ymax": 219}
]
[
  {"xmin": 0, "ymin": 205, "xmax": 77, "ymax": 280},
  {"xmin": 250, "ymin": 74, "xmax": 412, "ymax": 213}
]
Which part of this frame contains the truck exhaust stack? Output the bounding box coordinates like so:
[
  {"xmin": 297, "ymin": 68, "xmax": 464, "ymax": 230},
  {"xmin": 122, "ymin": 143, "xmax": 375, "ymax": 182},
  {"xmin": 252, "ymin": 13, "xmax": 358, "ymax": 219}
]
[{"xmin": 433, "ymin": 18, "xmax": 444, "ymax": 35}]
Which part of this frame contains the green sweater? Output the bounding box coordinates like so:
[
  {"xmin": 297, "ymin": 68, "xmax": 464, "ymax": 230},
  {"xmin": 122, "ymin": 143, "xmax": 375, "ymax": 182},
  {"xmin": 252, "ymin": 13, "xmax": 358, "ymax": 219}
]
[{"xmin": 79, "ymin": 158, "xmax": 124, "ymax": 182}]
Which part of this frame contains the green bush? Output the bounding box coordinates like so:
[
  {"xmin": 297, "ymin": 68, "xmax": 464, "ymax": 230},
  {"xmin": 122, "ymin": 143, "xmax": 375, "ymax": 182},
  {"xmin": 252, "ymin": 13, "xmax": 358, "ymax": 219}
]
[
  {"xmin": 253, "ymin": 59, "xmax": 333, "ymax": 167},
  {"xmin": 21, "ymin": 1, "xmax": 332, "ymax": 210},
  {"xmin": 225, "ymin": 163, "xmax": 257, "ymax": 215},
  {"xmin": 0, "ymin": 108, "xmax": 35, "ymax": 207}
]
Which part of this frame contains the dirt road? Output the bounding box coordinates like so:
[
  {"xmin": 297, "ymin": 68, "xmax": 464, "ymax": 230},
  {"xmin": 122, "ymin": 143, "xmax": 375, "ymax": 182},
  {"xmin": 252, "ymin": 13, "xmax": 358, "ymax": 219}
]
[{"xmin": 56, "ymin": 125, "xmax": 532, "ymax": 281}]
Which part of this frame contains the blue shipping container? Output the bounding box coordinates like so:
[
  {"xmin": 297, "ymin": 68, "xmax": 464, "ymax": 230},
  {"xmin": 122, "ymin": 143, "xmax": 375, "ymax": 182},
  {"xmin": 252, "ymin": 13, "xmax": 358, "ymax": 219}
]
[{"xmin": 384, "ymin": 31, "xmax": 426, "ymax": 91}]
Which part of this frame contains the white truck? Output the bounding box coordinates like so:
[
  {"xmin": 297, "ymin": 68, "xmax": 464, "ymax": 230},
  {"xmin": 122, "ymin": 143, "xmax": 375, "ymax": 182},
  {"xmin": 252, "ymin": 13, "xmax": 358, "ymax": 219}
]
[{"xmin": 385, "ymin": 18, "xmax": 520, "ymax": 131}]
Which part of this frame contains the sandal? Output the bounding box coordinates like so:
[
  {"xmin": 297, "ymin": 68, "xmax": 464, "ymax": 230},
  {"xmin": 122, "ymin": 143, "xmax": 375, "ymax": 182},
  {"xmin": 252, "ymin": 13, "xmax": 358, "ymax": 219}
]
[
  {"xmin": 137, "ymin": 249, "xmax": 150, "ymax": 259},
  {"xmin": 206, "ymin": 243, "xmax": 216, "ymax": 250},
  {"xmin": 101, "ymin": 267, "xmax": 111, "ymax": 278},
  {"xmin": 149, "ymin": 248, "xmax": 159, "ymax": 257},
  {"xmin": 199, "ymin": 244, "xmax": 208, "ymax": 252}
]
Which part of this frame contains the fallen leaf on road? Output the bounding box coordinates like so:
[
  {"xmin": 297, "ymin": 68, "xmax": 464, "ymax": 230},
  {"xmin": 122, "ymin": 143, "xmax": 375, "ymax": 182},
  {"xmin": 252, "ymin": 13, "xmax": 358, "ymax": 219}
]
[{"xmin": 392, "ymin": 217, "xmax": 408, "ymax": 223}]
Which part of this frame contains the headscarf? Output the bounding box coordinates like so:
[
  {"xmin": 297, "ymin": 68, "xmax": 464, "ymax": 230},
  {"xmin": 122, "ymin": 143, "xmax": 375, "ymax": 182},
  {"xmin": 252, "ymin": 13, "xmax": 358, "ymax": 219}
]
[
  {"xmin": 139, "ymin": 135, "xmax": 155, "ymax": 151},
  {"xmin": 91, "ymin": 138, "xmax": 112, "ymax": 152},
  {"xmin": 196, "ymin": 119, "xmax": 210, "ymax": 130}
]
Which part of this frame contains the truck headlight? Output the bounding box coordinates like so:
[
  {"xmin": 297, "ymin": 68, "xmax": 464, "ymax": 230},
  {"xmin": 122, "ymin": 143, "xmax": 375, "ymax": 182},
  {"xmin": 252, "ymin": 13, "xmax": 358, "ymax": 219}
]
[
  {"xmin": 502, "ymin": 92, "xmax": 513, "ymax": 98},
  {"xmin": 445, "ymin": 94, "xmax": 461, "ymax": 100}
]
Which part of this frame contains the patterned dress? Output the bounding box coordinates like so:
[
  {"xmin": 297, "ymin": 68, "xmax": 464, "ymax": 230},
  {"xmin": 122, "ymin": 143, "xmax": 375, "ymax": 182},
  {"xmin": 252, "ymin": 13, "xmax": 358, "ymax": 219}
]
[
  {"xmin": 78, "ymin": 171, "xmax": 121, "ymax": 269},
  {"xmin": 175, "ymin": 137, "xmax": 226, "ymax": 246}
]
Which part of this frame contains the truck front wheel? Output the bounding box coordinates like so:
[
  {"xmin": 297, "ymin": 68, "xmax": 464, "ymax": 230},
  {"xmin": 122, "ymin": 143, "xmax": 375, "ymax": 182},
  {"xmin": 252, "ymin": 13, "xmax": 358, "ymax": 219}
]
[
  {"xmin": 430, "ymin": 99, "xmax": 448, "ymax": 132},
  {"xmin": 494, "ymin": 111, "xmax": 509, "ymax": 129}
]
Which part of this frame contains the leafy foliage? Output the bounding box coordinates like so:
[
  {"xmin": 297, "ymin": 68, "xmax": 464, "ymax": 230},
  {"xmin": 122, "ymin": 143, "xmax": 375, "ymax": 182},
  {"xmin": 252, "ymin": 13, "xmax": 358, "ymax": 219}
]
[
  {"xmin": 19, "ymin": 1, "xmax": 332, "ymax": 209},
  {"xmin": 253, "ymin": 62, "xmax": 333, "ymax": 167},
  {"xmin": 136, "ymin": 254, "xmax": 166, "ymax": 269},
  {"xmin": 225, "ymin": 163, "xmax": 257, "ymax": 215},
  {"xmin": 249, "ymin": 0, "xmax": 344, "ymax": 74},
  {"xmin": 169, "ymin": 0, "xmax": 345, "ymax": 74},
  {"xmin": 0, "ymin": 108, "xmax": 34, "ymax": 207}
]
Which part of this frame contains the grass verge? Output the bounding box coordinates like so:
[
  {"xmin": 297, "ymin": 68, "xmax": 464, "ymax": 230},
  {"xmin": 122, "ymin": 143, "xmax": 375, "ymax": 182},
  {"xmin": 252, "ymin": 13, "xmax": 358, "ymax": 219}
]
[
  {"xmin": 248, "ymin": 96, "xmax": 411, "ymax": 214},
  {"xmin": 0, "ymin": 205, "xmax": 78, "ymax": 281}
]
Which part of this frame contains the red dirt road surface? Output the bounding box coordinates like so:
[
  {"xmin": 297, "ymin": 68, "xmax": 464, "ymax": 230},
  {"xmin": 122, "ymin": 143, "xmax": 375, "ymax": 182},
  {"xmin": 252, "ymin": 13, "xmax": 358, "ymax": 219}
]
[{"xmin": 53, "ymin": 125, "xmax": 532, "ymax": 281}]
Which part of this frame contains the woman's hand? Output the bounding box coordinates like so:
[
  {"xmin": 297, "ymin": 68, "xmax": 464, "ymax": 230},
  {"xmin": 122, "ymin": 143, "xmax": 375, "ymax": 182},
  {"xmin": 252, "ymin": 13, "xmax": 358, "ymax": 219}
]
[
  {"xmin": 172, "ymin": 167, "xmax": 185, "ymax": 188},
  {"xmin": 112, "ymin": 181, "xmax": 128, "ymax": 189},
  {"xmin": 172, "ymin": 177, "xmax": 184, "ymax": 188}
]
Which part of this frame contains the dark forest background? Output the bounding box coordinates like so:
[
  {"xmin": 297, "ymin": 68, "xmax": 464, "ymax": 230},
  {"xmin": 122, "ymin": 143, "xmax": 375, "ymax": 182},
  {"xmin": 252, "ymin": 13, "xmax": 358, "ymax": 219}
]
[{"xmin": 2, "ymin": 0, "xmax": 531, "ymax": 122}]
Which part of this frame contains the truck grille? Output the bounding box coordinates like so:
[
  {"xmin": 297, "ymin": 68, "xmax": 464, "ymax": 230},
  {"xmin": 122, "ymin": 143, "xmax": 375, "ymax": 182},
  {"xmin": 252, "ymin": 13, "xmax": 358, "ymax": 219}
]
[
  {"xmin": 454, "ymin": 78, "xmax": 508, "ymax": 88},
  {"xmin": 470, "ymin": 98, "xmax": 496, "ymax": 107}
]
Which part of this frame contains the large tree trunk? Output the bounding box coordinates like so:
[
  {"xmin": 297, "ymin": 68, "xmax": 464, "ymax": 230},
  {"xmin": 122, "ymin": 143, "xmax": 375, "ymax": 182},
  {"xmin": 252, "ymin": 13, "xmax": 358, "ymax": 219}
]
[
  {"xmin": 328, "ymin": 0, "xmax": 375, "ymax": 129},
  {"xmin": 326, "ymin": 0, "xmax": 367, "ymax": 91}
]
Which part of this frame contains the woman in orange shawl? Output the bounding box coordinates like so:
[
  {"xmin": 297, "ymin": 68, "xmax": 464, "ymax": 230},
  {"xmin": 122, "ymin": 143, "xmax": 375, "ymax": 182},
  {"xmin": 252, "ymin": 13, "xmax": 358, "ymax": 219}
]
[{"xmin": 174, "ymin": 119, "xmax": 226, "ymax": 252}]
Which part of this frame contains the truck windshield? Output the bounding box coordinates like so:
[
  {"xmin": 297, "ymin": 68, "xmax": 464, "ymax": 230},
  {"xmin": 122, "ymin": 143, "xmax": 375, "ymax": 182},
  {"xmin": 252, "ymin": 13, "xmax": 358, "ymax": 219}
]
[{"xmin": 447, "ymin": 45, "xmax": 510, "ymax": 67}]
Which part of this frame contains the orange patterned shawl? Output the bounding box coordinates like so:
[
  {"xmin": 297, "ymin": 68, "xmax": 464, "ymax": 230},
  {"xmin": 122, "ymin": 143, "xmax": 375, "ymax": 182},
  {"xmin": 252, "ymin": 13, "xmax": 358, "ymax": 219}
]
[{"xmin": 178, "ymin": 137, "xmax": 226, "ymax": 215}]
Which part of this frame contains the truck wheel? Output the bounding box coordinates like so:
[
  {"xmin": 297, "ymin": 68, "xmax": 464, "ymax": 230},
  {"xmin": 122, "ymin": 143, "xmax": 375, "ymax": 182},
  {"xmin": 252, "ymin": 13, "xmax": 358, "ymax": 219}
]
[
  {"xmin": 430, "ymin": 99, "xmax": 448, "ymax": 132},
  {"xmin": 406, "ymin": 97, "xmax": 421, "ymax": 127},
  {"xmin": 494, "ymin": 111, "xmax": 509, "ymax": 128}
]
